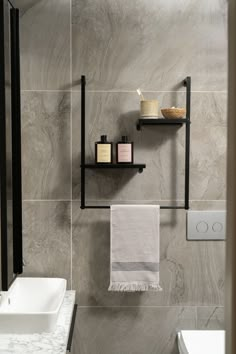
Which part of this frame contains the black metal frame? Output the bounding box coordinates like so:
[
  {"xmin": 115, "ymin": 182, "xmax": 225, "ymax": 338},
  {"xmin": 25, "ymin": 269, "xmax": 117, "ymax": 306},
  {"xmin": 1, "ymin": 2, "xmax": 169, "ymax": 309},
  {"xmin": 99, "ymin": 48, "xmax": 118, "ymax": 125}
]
[
  {"xmin": 184, "ymin": 76, "xmax": 191, "ymax": 210},
  {"xmin": 0, "ymin": 0, "xmax": 9, "ymax": 290},
  {"xmin": 80, "ymin": 75, "xmax": 191, "ymax": 210},
  {"xmin": 10, "ymin": 7, "xmax": 22, "ymax": 275},
  {"xmin": 67, "ymin": 304, "xmax": 78, "ymax": 352},
  {"xmin": 81, "ymin": 75, "xmax": 86, "ymax": 209},
  {"xmin": 0, "ymin": 1, "xmax": 22, "ymax": 290}
]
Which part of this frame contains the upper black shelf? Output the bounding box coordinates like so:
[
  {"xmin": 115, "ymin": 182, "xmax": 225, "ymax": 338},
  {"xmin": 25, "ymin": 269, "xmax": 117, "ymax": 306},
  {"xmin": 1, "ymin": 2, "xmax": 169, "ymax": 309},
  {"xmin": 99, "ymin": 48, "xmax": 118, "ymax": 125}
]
[
  {"xmin": 83, "ymin": 163, "xmax": 146, "ymax": 173},
  {"xmin": 137, "ymin": 118, "xmax": 190, "ymax": 130}
]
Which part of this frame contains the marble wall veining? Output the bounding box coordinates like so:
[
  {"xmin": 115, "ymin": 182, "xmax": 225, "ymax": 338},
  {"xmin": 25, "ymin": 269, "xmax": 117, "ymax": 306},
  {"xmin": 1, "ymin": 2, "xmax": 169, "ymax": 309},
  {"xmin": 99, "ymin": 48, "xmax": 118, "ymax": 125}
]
[
  {"xmin": 22, "ymin": 92, "xmax": 71, "ymax": 199},
  {"xmin": 15, "ymin": 0, "xmax": 227, "ymax": 353},
  {"xmin": 72, "ymin": 0, "xmax": 227, "ymax": 91},
  {"xmin": 19, "ymin": 0, "xmax": 71, "ymax": 90}
]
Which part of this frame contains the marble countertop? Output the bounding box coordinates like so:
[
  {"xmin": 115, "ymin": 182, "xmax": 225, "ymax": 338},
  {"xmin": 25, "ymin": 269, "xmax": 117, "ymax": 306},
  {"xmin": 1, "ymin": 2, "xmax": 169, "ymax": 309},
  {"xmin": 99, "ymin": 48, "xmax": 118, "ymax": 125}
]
[{"xmin": 0, "ymin": 291, "xmax": 76, "ymax": 354}]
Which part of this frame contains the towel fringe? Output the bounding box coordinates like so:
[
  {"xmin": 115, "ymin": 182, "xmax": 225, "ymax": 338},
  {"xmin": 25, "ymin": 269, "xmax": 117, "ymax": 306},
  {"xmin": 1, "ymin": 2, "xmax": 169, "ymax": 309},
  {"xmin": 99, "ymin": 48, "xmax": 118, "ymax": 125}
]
[{"xmin": 108, "ymin": 282, "xmax": 162, "ymax": 292}]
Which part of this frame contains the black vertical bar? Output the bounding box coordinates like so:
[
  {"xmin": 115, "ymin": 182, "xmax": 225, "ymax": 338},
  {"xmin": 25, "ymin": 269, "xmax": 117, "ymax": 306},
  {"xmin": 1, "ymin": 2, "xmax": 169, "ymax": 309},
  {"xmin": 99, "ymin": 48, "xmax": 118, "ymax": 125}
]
[
  {"xmin": 80, "ymin": 75, "xmax": 86, "ymax": 209},
  {"xmin": 67, "ymin": 304, "xmax": 78, "ymax": 352},
  {"xmin": 184, "ymin": 76, "xmax": 191, "ymax": 210},
  {"xmin": 11, "ymin": 8, "xmax": 22, "ymax": 274},
  {"xmin": 0, "ymin": 0, "xmax": 8, "ymax": 290}
]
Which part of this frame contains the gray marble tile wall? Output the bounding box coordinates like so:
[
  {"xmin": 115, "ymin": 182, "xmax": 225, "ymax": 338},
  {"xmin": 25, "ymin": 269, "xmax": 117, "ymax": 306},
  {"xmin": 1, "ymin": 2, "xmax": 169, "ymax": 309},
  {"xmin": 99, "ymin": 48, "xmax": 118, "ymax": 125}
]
[{"xmin": 16, "ymin": 0, "xmax": 227, "ymax": 353}]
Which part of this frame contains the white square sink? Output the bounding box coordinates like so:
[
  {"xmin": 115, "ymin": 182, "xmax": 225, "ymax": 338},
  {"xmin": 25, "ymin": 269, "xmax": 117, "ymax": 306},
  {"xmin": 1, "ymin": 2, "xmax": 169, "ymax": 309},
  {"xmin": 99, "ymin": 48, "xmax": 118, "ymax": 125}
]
[{"xmin": 0, "ymin": 277, "xmax": 66, "ymax": 334}]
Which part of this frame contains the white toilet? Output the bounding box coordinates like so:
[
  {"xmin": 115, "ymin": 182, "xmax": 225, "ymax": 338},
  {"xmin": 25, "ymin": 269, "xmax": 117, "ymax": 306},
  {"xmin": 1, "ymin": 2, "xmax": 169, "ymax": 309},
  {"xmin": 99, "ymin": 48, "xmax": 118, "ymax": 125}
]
[{"xmin": 178, "ymin": 330, "xmax": 225, "ymax": 354}]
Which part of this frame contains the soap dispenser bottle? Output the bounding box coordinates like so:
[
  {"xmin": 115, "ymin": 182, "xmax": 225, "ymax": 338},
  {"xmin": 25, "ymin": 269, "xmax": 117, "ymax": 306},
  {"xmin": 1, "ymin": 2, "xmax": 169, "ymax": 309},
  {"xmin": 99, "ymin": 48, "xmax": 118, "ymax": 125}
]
[
  {"xmin": 95, "ymin": 135, "xmax": 113, "ymax": 164},
  {"xmin": 116, "ymin": 136, "xmax": 133, "ymax": 164}
]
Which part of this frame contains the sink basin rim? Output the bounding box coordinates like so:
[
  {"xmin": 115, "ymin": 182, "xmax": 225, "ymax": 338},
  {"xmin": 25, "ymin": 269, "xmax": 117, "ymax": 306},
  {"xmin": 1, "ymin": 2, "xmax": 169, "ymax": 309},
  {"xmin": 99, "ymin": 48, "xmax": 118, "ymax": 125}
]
[
  {"xmin": 0, "ymin": 277, "xmax": 67, "ymax": 334},
  {"xmin": 0, "ymin": 277, "xmax": 67, "ymax": 315}
]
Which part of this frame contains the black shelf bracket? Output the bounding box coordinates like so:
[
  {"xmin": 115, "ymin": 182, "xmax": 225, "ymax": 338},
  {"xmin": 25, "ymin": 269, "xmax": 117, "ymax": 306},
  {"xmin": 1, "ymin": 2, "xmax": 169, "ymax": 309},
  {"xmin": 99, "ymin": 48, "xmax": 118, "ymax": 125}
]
[{"xmin": 80, "ymin": 75, "xmax": 191, "ymax": 210}]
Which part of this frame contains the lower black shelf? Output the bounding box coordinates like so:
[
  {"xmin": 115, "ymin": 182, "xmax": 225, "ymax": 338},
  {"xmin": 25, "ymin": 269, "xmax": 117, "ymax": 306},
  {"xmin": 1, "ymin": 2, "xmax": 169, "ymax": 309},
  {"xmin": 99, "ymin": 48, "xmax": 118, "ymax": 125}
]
[{"xmin": 83, "ymin": 163, "xmax": 146, "ymax": 173}]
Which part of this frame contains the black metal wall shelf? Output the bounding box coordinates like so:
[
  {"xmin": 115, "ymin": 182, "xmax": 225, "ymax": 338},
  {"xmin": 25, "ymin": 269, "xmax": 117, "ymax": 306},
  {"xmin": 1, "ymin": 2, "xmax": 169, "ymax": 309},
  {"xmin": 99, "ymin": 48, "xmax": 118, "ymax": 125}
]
[
  {"xmin": 137, "ymin": 118, "xmax": 189, "ymax": 130},
  {"xmin": 80, "ymin": 75, "xmax": 191, "ymax": 210},
  {"xmin": 80, "ymin": 75, "xmax": 146, "ymax": 209},
  {"xmin": 137, "ymin": 77, "xmax": 191, "ymax": 210},
  {"xmin": 84, "ymin": 163, "xmax": 146, "ymax": 173}
]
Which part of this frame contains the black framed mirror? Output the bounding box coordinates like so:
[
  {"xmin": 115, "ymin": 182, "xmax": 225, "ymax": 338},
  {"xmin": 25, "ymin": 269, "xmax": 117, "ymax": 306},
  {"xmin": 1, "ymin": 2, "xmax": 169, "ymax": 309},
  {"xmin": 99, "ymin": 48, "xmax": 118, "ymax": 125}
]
[{"xmin": 0, "ymin": 0, "xmax": 22, "ymax": 291}]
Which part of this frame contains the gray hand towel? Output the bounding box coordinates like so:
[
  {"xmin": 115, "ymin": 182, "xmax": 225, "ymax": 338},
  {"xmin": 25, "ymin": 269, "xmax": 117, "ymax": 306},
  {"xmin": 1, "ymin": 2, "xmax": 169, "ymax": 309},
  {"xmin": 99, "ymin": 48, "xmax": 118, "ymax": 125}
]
[{"xmin": 109, "ymin": 205, "xmax": 162, "ymax": 292}]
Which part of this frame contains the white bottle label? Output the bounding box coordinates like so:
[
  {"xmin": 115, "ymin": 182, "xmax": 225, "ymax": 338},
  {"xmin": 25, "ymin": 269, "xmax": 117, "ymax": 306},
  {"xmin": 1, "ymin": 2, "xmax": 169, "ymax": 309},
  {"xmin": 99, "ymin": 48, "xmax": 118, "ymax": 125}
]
[
  {"xmin": 118, "ymin": 144, "xmax": 132, "ymax": 162},
  {"xmin": 97, "ymin": 144, "xmax": 111, "ymax": 163}
]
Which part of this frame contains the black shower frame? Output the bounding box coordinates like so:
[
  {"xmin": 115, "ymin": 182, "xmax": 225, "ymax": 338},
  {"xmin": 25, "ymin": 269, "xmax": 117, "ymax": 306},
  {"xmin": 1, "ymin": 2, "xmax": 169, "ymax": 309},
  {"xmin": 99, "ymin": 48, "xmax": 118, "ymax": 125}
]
[
  {"xmin": 10, "ymin": 6, "xmax": 23, "ymax": 276},
  {"xmin": 80, "ymin": 75, "xmax": 191, "ymax": 210},
  {"xmin": 0, "ymin": 1, "xmax": 22, "ymax": 290}
]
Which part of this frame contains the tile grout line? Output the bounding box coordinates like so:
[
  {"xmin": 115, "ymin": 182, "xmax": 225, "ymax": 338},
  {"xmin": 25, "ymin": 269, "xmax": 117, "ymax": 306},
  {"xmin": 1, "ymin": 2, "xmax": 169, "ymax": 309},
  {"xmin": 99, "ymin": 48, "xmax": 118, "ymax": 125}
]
[
  {"xmin": 72, "ymin": 90, "xmax": 228, "ymax": 94},
  {"xmin": 71, "ymin": 199, "xmax": 227, "ymax": 202},
  {"xmin": 70, "ymin": 0, "xmax": 73, "ymax": 292},
  {"xmin": 22, "ymin": 199, "xmax": 227, "ymax": 202},
  {"xmin": 21, "ymin": 89, "xmax": 228, "ymax": 94},
  {"xmin": 75, "ymin": 305, "xmax": 224, "ymax": 308}
]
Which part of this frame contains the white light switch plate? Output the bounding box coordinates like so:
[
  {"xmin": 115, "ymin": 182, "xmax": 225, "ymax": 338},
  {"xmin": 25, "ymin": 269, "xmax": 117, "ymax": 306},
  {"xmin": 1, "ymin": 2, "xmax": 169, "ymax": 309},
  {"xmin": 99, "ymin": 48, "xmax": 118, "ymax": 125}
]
[{"xmin": 187, "ymin": 210, "xmax": 226, "ymax": 240}]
